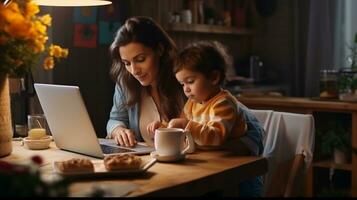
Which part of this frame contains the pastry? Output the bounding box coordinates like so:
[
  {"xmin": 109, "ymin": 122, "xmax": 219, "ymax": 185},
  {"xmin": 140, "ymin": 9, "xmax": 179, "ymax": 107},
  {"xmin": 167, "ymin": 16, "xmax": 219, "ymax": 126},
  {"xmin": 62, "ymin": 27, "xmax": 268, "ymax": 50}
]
[
  {"xmin": 103, "ymin": 154, "xmax": 142, "ymax": 171},
  {"xmin": 57, "ymin": 158, "xmax": 94, "ymax": 173}
]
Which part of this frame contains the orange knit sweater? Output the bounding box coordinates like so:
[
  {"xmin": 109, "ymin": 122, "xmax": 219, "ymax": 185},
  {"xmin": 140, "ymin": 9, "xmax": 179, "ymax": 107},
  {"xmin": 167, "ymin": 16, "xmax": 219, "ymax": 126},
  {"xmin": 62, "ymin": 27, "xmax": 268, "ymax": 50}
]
[{"xmin": 183, "ymin": 90, "xmax": 247, "ymax": 149}]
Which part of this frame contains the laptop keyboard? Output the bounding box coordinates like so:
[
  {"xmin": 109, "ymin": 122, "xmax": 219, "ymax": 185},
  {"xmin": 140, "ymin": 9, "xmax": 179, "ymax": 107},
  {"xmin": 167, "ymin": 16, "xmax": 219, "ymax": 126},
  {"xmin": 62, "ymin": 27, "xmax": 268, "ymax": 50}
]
[{"xmin": 100, "ymin": 144, "xmax": 135, "ymax": 154}]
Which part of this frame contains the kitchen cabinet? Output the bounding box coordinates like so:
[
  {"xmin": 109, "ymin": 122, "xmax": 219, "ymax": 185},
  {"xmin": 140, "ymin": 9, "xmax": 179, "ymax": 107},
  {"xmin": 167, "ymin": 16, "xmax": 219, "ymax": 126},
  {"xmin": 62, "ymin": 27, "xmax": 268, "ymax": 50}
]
[{"xmin": 236, "ymin": 96, "xmax": 357, "ymax": 197}]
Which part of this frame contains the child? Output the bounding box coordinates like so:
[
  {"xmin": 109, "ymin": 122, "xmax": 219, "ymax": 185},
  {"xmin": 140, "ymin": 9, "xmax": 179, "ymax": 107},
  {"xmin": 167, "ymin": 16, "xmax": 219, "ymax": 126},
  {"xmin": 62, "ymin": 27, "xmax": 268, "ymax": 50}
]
[
  {"xmin": 147, "ymin": 41, "xmax": 265, "ymax": 197},
  {"xmin": 148, "ymin": 41, "xmax": 257, "ymax": 151}
]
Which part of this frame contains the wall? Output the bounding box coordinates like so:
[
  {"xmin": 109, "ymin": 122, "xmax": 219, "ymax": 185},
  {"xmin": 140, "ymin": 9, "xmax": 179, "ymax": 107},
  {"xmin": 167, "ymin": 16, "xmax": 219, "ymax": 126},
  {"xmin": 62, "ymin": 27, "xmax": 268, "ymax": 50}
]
[
  {"xmin": 47, "ymin": 3, "xmax": 126, "ymax": 137},
  {"xmin": 251, "ymin": 0, "xmax": 294, "ymax": 89}
]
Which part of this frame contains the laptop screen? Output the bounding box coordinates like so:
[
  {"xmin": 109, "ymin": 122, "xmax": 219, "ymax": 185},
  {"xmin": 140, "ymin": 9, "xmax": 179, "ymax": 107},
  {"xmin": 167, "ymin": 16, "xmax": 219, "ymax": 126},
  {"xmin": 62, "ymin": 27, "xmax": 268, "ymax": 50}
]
[{"xmin": 34, "ymin": 83, "xmax": 153, "ymax": 158}]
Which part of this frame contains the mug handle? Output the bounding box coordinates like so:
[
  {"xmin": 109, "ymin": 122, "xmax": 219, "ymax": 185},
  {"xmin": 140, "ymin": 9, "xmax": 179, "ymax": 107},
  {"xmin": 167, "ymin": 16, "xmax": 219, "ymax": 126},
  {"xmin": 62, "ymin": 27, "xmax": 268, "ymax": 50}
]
[{"xmin": 181, "ymin": 130, "xmax": 195, "ymax": 154}]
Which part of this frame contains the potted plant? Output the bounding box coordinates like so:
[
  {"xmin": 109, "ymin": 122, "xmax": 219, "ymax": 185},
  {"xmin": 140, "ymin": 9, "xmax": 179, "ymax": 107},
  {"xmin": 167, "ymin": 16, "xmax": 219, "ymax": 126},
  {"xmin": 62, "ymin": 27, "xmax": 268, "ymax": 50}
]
[
  {"xmin": 348, "ymin": 32, "xmax": 357, "ymax": 69},
  {"xmin": 339, "ymin": 33, "xmax": 357, "ymax": 101},
  {"xmin": 338, "ymin": 68, "xmax": 357, "ymax": 100},
  {"xmin": 319, "ymin": 122, "xmax": 350, "ymax": 164}
]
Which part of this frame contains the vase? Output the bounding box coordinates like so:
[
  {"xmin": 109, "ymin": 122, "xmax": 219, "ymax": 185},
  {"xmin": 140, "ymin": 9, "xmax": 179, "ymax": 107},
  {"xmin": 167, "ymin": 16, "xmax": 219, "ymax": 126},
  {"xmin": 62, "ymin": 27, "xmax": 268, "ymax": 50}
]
[
  {"xmin": 0, "ymin": 73, "xmax": 13, "ymax": 157},
  {"xmin": 333, "ymin": 148, "xmax": 347, "ymax": 164}
]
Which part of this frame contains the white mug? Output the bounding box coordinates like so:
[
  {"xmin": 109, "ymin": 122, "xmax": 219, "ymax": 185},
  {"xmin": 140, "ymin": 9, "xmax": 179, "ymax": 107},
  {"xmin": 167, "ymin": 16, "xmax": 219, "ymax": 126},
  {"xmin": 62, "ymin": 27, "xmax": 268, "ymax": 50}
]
[{"xmin": 154, "ymin": 128, "xmax": 194, "ymax": 157}]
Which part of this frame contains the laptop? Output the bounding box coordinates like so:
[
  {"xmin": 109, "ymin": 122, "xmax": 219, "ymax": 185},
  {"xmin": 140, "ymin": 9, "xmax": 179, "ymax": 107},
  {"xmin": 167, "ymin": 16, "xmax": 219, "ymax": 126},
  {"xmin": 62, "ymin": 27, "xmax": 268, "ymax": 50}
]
[{"xmin": 34, "ymin": 83, "xmax": 154, "ymax": 158}]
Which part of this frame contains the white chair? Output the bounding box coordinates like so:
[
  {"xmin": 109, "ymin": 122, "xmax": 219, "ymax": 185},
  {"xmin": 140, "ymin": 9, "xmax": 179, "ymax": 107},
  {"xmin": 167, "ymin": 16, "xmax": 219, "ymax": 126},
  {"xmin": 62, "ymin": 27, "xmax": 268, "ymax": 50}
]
[
  {"xmin": 262, "ymin": 111, "xmax": 315, "ymax": 197},
  {"xmin": 250, "ymin": 109, "xmax": 273, "ymax": 132},
  {"xmin": 250, "ymin": 109, "xmax": 273, "ymax": 146}
]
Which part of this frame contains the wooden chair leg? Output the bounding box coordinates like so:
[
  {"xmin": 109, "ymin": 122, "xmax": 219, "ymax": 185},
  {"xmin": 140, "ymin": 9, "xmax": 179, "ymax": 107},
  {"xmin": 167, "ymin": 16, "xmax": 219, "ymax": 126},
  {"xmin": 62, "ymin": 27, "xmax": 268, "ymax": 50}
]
[
  {"xmin": 284, "ymin": 154, "xmax": 305, "ymax": 197},
  {"xmin": 306, "ymin": 164, "xmax": 313, "ymax": 197}
]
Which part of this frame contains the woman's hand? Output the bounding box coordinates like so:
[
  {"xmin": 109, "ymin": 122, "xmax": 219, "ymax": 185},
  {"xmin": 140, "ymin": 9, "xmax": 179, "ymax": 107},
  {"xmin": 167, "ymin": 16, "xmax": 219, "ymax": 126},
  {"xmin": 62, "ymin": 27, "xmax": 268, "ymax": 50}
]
[
  {"xmin": 168, "ymin": 118, "xmax": 189, "ymax": 129},
  {"xmin": 111, "ymin": 126, "xmax": 137, "ymax": 147},
  {"xmin": 147, "ymin": 121, "xmax": 163, "ymax": 139}
]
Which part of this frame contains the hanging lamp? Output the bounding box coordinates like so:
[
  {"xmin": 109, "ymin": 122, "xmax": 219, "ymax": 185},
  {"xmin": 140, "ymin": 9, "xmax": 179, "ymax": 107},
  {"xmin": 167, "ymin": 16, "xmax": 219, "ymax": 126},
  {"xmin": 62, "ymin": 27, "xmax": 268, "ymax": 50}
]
[{"xmin": 34, "ymin": 0, "xmax": 112, "ymax": 7}]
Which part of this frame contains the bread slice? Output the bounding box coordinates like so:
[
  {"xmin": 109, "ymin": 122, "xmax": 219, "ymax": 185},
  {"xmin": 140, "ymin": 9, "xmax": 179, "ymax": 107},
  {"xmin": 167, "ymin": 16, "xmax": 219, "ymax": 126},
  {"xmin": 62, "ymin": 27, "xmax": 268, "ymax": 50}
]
[
  {"xmin": 103, "ymin": 154, "xmax": 142, "ymax": 171},
  {"xmin": 57, "ymin": 158, "xmax": 94, "ymax": 173}
]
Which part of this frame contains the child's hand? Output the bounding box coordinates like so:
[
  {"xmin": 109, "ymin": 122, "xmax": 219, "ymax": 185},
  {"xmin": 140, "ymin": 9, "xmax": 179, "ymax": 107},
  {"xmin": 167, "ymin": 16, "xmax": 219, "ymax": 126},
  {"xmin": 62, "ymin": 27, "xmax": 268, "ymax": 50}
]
[
  {"xmin": 168, "ymin": 118, "xmax": 189, "ymax": 129},
  {"xmin": 146, "ymin": 121, "xmax": 163, "ymax": 139}
]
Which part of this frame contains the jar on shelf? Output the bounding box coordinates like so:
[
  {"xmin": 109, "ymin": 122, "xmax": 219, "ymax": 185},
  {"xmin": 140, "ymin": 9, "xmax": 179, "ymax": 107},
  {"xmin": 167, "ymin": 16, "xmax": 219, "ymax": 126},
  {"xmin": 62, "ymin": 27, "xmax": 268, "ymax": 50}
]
[{"xmin": 319, "ymin": 69, "xmax": 338, "ymax": 99}]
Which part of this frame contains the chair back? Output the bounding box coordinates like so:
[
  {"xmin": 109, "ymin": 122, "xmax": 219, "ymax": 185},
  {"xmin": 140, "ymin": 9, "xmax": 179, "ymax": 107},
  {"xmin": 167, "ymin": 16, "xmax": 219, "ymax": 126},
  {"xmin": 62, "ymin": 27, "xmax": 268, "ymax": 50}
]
[
  {"xmin": 262, "ymin": 111, "xmax": 315, "ymax": 197},
  {"xmin": 250, "ymin": 109, "xmax": 273, "ymax": 132}
]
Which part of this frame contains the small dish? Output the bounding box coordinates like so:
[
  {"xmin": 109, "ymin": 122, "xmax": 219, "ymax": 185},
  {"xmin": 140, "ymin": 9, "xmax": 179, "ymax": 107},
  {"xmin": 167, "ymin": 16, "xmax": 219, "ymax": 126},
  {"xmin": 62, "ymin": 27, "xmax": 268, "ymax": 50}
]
[
  {"xmin": 150, "ymin": 151, "xmax": 185, "ymax": 162},
  {"xmin": 23, "ymin": 136, "xmax": 51, "ymax": 150}
]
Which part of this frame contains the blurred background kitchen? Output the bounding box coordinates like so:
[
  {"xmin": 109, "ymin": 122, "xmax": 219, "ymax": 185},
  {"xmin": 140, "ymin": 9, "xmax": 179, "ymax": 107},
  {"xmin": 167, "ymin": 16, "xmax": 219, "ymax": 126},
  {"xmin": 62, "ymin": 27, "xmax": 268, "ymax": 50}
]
[{"xmin": 8, "ymin": 0, "xmax": 357, "ymax": 197}]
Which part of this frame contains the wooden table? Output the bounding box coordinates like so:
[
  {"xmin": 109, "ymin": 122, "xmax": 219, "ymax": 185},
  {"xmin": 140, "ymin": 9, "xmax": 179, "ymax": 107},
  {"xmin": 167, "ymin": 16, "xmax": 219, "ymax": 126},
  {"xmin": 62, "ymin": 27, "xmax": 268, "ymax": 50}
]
[
  {"xmin": 1, "ymin": 141, "xmax": 268, "ymax": 197},
  {"xmin": 237, "ymin": 96, "xmax": 357, "ymax": 197}
]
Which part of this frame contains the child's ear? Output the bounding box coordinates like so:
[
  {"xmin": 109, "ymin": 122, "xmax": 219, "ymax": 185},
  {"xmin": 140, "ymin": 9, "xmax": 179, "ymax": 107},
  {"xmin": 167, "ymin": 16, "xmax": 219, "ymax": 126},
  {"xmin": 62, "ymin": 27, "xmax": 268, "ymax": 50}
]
[{"xmin": 210, "ymin": 70, "xmax": 221, "ymax": 85}]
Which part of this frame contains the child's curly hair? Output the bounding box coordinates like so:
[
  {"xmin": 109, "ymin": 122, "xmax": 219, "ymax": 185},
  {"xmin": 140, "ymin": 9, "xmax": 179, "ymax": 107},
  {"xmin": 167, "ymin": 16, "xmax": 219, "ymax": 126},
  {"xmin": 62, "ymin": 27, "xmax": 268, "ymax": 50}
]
[{"xmin": 174, "ymin": 40, "xmax": 233, "ymax": 85}]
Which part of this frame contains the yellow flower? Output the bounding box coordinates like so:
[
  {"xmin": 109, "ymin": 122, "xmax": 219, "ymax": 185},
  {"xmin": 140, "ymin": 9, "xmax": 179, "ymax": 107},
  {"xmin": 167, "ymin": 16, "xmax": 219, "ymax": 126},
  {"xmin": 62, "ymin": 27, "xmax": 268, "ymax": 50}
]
[
  {"xmin": 25, "ymin": 1, "xmax": 39, "ymax": 18},
  {"xmin": 0, "ymin": 0, "xmax": 68, "ymax": 77},
  {"xmin": 6, "ymin": 18, "xmax": 32, "ymax": 39},
  {"xmin": 49, "ymin": 45, "xmax": 63, "ymax": 58},
  {"xmin": 1, "ymin": 3, "xmax": 24, "ymax": 25},
  {"xmin": 61, "ymin": 48, "xmax": 69, "ymax": 58},
  {"xmin": 43, "ymin": 57, "xmax": 54, "ymax": 70},
  {"xmin": 39, "ymin": 14, "xmax": 51, "ymax": 26},
  {"xmin": 33, "ymin": 20, "xmax": 47, "ymax": 35},
  {"xmin": 31, "ymin": 39, "xmax": 45, "ymax": 53}
]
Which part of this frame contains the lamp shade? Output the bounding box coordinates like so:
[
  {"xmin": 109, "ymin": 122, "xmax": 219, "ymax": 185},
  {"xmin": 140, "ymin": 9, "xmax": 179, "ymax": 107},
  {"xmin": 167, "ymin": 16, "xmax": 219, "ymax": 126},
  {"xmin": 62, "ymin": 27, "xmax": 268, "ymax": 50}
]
[{"xmin": 34, "ymin": 0, "xmax": 112, "ymax": 7}]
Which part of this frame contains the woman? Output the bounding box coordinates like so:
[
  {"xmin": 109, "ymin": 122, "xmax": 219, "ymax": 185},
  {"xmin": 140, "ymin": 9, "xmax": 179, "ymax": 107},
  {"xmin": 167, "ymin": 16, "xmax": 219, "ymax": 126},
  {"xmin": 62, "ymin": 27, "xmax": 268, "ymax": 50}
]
[{"xmin": 106, "ymin": 16, "xmax": 185, "ymax": 147}]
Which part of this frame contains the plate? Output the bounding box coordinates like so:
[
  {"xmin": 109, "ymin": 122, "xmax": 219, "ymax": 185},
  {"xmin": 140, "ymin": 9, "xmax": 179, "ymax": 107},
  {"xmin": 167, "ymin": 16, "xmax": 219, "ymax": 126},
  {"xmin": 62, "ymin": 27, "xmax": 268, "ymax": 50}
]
[
  {"xmin": 52, "ymin": 157, "xmax": 156, "ymax": 178},
  {"xmin": 150, "ymin": 151, "xmax": 185, "ymax": 162}
]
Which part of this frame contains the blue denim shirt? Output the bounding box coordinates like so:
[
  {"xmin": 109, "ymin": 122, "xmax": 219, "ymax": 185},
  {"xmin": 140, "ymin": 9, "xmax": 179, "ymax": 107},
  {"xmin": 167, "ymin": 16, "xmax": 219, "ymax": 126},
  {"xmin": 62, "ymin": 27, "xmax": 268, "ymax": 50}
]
[{"xmin": 106, "ymin": 84, "xmax": 144, "ymax": 141}]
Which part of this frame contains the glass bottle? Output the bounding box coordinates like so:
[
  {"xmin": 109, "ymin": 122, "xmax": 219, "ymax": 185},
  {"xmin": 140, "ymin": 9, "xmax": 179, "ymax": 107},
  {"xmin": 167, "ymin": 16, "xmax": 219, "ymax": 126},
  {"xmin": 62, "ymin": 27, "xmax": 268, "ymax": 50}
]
[{"xmin": 319, "ymin": 69, "xmax": 338, "ymax": 99}]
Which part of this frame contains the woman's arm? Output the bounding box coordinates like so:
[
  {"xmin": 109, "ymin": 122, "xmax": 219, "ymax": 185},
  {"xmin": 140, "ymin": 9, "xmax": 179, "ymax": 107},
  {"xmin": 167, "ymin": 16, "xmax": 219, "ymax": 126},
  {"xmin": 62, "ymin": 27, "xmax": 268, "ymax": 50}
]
[
  {"xmin": 106, "ymin": 84, "xmax": 129, "ymax": 136},
  {"xmin": 106, "ymin": 84, "xmax": 137, "ymax": 147}
]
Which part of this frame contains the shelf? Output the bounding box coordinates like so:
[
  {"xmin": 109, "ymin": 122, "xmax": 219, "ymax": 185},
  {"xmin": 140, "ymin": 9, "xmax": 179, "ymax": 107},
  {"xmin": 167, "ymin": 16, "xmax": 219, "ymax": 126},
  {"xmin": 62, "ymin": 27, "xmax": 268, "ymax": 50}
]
[
  {"xmin": 164, "ymin": 23, "xmax": 254, "ymax": 35},
  {"xmin": 313, "ymin": 160, "xmax": 352, "ymax": 171}
]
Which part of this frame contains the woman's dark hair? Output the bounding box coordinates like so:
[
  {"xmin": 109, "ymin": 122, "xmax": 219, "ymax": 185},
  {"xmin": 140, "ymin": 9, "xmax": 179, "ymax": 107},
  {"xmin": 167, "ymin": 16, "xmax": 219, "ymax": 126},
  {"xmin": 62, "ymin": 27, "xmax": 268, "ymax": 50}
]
[
  {"xmin": 174, "ymin": 41, "xmax": 232, "ymax": 85},
  {"xmin": 109, "ymin": 16, "xmax": 184, "ymax": 121}
]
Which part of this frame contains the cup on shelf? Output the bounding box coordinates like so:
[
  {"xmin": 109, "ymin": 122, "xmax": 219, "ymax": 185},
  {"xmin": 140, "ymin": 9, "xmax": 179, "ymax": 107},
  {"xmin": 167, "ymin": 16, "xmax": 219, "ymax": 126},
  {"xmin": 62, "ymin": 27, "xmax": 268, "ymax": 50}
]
[{"xmin": 181, "ymin": 9, "xmax": 192, "ymax": 24}]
